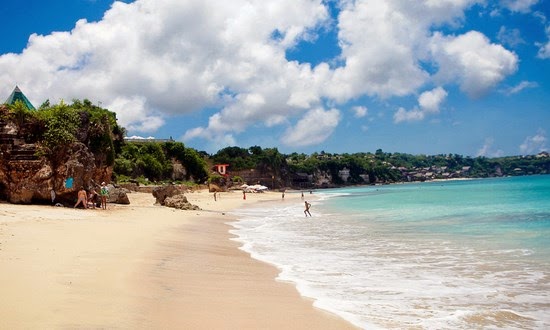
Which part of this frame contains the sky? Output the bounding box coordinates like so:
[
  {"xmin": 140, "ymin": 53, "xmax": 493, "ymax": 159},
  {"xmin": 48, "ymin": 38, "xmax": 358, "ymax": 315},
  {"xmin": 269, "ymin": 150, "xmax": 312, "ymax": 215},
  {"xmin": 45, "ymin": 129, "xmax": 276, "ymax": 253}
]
[{"xmin": 1, "ymin": 0, "xmax": 549, "ymax": 156}]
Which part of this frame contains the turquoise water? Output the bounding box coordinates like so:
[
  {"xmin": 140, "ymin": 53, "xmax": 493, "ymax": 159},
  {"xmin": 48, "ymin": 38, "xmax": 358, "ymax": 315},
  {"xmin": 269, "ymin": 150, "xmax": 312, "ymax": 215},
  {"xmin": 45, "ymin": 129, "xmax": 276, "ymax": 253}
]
[
  {"xmin": 328, "ymin": 176, "xmax": 550, "ymax": 261},
  {"xmin": 231, "ymin": 175, "xmax": 550, "ymax": 329}
]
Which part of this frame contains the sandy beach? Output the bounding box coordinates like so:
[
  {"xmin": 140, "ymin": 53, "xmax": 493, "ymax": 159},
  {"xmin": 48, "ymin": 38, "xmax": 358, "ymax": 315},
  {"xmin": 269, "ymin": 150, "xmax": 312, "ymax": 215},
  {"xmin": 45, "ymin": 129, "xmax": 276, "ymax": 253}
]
[{"xmin": 0, "ymin": 189, "xmax": 356, "ymax": 329}]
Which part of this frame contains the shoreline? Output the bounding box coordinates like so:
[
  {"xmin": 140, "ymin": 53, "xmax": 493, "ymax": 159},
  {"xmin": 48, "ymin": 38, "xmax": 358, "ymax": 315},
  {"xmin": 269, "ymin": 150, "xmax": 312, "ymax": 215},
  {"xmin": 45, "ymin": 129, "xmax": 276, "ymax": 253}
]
[{"xmin": 0, "ymin": 190, "xmax": 357, "ymax": 329}]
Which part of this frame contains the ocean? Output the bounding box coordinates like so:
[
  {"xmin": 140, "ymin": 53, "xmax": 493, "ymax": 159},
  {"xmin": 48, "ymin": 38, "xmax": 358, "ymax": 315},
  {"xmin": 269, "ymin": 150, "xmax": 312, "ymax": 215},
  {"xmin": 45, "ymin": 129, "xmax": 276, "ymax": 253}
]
[{"xmin": 230, "ymin": 175, "xmax": 550, "ymax": 329}]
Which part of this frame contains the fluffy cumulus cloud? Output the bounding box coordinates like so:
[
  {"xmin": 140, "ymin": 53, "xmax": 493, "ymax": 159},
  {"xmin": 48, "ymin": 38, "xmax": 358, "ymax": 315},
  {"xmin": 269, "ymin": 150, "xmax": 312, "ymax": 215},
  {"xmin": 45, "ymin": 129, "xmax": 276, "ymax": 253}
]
[
  {"xmin": 418, "ymin": 87, "xmax": 448, "ymax": 113},
  {"xmin": 394, "ymin": 87, "xmax": 447, "ymax": 123},
  {"xmin": 430, "ymin": 31, "xmax": 518, "ymax": 98},
  {"xmin": 519, "ymin": 129, "xmax": 547, "ymax": 154},
  {"xmin": 281, "ymin": 108, "xmax": 341, "ymax": 147},
  {"xmin": 107, "ymin": 95, "xmax": 164, "ymax": 132},
  {"xmin": 0, "ymin": 0, "xmax": 522, "ymax": 149}
]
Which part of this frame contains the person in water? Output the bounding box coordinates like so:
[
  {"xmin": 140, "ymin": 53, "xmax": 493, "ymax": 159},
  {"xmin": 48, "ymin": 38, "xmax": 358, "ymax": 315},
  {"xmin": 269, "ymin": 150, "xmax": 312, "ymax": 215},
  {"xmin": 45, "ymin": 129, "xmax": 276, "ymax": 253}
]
[{"xmin": 304, "ymin": 201, "xmax": 312, "ymax": 217}]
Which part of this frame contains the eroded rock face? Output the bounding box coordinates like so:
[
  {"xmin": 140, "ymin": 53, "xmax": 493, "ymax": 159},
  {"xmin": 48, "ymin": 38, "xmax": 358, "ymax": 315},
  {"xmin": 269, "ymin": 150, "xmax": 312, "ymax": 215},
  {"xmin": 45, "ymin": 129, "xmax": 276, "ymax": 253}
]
[
  {"xmin": 3, "ymin": 159, "xmax": 48, "ymax": 204},
  {"xmin": 0, "ymin": 142, "xmax": 113, "ymax": 204},
  {"xmin": 164, "ymin": 194, "xmax": 200, "ymax": 210},
  {"xmin": 0, "ymin": 104, "xmax": 122, "ymax": 205}
]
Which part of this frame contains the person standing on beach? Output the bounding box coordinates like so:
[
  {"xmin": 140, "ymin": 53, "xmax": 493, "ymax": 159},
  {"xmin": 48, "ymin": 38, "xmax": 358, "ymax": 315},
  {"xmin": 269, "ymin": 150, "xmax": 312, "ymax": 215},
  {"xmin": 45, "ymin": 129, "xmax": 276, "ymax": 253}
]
[
  {"xmin": 88, "ymin": 189, "xmax": 98, "ymax": 209},
  {"xmin": 74, "ymin": 187, "xmax": 88, "ymax": 209},
  {"xmin": 50, "ymin": 189, "xmax": 56, "ymax": 206},
  {"xmin": 100, "ymin": 182, "xmax": 109, "ymax": 210},
  {"xmin": 243, "ymin": 190, "xmax": 246, "ymax": 200},
  {"xmin": 304, "ymin": 201, "xmax": 312, "ymax": 217}
]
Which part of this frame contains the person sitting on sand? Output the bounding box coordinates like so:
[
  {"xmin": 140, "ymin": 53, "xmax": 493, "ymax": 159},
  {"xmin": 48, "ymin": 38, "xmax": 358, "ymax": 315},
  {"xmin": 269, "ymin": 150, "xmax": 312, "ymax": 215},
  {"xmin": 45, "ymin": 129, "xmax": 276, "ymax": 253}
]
[
  {"xmin": 304, "ymin": 201, "xmax": 312, "ymax": 217},
  {"xmin": 74, "ymin": 187, "xmax": 88, "ymax": 209}
]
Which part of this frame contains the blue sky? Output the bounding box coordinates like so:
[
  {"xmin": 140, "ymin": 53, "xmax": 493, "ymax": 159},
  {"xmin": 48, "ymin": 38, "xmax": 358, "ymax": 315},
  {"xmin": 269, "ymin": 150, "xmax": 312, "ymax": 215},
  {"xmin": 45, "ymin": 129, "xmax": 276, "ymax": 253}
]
[{"xmin": 1, "ymin": 0, "xmax": 548, "ymax": 156}]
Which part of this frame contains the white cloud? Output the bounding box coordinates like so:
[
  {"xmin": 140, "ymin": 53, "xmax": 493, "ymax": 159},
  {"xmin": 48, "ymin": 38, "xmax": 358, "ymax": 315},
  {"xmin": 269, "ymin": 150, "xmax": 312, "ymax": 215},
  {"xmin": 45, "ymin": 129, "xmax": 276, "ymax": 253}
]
[
  {"xmin": 394, "ymin": 107, "xmax": 425, "ymax": 123},
  {"xmin": 107, "ymin": 96, "xmax": 165, "ymax": 133},
  {"xmin": 497, "ymin": 26, "xmax": 526, "ymax": 48},
  {"xmin": 537, "ymin": 25, "xmax": 550, "ymax": 59},
  {"xmin": 0, "ymin": 0, "xmax": 521, "ymax": 149},
  {"xmin": 352, "ymin": 106, "xmax": 368, "ymax": 118},
  {"xmin": 476, "ymin": 137, "xmax": 504, "ymax": 157},
  {"xmin": 418, "ymin": 87, "xmax": 448, "ymax": 113},
  {"xmin": 394, "ymin": 86, "xmax": 447, "ymax": 123},
  {"xmin": 519, "ymin": 129, "xmax": 547, "ymax": 154},
  {"xmin": 430, "ymin": 31, "xmax": 518, "ymax": 98},
  {"xmin": 503, "ymin": 80, "xmax": 538, "ymax": 95},
  {"xmin": 182, "ymin": 126, "xmax": 236, "ymax": 152},
  {"xmin": 327, "ymin": 1, "xmax": 430, "ymax": 101},
  {"xmin": 500, "ymin": 0, "xmax": 539, "ymax": 13},
  {"xmin": 282, "ymin": 108, "xmax": 341, "ymax": 147},
  {"xmin": 126, "ymin": 135, "xmax": 157, "ymax": 140}
]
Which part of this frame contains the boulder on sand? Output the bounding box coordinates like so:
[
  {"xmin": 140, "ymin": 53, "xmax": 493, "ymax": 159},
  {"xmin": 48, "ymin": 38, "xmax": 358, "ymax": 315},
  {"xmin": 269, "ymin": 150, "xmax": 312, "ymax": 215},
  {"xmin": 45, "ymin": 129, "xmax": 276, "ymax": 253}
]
[
  {"xmin": 152, "ymin": 184, "xmax": 185, "ymax": 205},
  {"xmin": 164, "ymin": 194, "xmax": 200, "ymax": 210}
]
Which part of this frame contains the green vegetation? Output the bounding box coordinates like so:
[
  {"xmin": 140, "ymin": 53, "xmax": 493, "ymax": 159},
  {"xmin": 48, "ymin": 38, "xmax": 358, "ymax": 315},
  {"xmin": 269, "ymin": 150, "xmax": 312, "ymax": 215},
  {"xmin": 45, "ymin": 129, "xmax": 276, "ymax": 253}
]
[
  {"xmin": 3, "ymin": 96, "xmax": 547, "ymax": 188},
  {"xmin": 113, "ymin": 141, "xmax": 209, "ymax": 184},
  {"xmin": 35, "ymin": 102, "xmax": 80, "ymax": 151},
  {"xmin": 3, "ymin": 99, "xmax": 123, "ymax": 165},
  {"xmin": 212, "ymin": 145, "xmax": 286, "ymax": 175},
  {"xmin": 285, "ymin": 149, "xmax": 549, "ymax": 184}
]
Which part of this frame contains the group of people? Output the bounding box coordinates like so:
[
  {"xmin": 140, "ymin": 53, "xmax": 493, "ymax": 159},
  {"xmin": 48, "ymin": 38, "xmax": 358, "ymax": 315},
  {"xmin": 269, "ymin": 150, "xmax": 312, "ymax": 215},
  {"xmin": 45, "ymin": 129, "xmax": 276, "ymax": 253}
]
[{"xmin": 74, "ymin": 182, "xmax": 109, "ymax": 210}]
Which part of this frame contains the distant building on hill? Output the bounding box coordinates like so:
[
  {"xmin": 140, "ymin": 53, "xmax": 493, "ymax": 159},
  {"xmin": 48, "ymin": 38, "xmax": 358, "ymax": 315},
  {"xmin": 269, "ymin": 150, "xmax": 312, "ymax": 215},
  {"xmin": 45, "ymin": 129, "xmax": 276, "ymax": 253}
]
[
  {"xmin": 124, "ymin": 136, "xmax": 175, "ymax": 143},
  {"xmin": 213, "ymin": 164, "xmax": 229, "ymax": 176},
  {"xmin": 4, "ymin": 85, "xmax": 35, "ymax": 110}
]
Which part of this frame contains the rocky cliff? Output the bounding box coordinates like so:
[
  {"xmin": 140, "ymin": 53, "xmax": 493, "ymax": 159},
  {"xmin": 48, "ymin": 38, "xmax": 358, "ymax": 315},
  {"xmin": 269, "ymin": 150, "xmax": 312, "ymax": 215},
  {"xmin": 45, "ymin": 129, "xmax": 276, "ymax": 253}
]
[{"xmin": 0, "ymin": 103, "xmax": 119, "ymax": 205}]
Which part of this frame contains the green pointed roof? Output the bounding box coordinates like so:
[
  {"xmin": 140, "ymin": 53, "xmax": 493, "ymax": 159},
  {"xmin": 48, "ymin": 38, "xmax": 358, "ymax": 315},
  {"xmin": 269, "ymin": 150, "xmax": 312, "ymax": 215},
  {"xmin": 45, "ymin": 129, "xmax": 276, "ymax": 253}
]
[{"xmin": 5, "ymin": 85, "xmax": 35, "ymax": 110}]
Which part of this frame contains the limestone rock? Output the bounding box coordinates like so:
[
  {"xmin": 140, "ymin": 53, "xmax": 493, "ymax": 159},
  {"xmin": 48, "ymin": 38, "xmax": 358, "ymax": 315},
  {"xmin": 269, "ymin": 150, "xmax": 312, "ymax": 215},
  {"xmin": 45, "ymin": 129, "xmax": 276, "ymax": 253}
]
[
  {"xmin": 0, "ymin": 105, "xmax": 118, "ymax": 205},
  {"xmin": 164, "ymin": 194, "xmax": 200, "ymax": 210},
  {"xmin": 0, "ymin": 135, "xmax": 112, "ymax": 204},
  {"xmin": 152, "ymin": 184, "xmax": 185, "ymax": 205},
  {"xmin": 105, "ymin": 185, "xmax": 130, "ymax": 205}
]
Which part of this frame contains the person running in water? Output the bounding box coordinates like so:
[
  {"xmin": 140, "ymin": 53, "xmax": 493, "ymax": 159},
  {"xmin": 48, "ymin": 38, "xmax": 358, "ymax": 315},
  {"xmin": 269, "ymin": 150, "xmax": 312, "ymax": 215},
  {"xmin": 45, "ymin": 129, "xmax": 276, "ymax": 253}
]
[{"xmin": 304, "ymin": 201, "xmax": 312, "ymax": 217}]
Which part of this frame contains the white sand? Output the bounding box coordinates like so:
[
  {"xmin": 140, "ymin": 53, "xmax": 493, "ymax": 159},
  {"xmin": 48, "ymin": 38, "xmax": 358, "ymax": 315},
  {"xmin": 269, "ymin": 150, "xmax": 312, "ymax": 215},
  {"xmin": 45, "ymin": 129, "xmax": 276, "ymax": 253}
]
[{"xmin": 0, "ymin": 190, "xmax": 356, "ymax": 329}]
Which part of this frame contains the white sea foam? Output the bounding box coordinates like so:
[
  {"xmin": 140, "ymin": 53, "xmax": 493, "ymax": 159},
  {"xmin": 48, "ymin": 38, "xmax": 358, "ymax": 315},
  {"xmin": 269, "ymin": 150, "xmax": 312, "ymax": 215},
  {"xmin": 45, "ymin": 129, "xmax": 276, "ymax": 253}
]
[{"xmin": 229, "ymin": 178, "xmax": 550, "ymax": 329}]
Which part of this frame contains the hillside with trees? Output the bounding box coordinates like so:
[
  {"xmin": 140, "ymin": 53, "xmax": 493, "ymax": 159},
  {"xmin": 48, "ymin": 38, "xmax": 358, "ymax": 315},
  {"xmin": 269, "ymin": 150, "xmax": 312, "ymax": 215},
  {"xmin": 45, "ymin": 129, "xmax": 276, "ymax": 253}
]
[
  {"xmin": 112, "ymin": 143, "xmax": 549, "ymax": 190},
  {"xmin": 284, "ymin": 149, "xmax": 549, "ymax": 187},
  {"xmin": 2, "ymin": 93, "xmax": 548, "ymax": 205},
  {"xmin": 113, "ymin": 141, "xmax": 208, "ymax": 185},
  {"xmin": 206, "ymin": 146, "xmax": 549, "ymax": 189}
]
